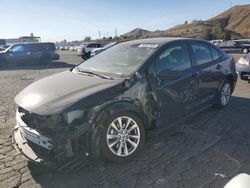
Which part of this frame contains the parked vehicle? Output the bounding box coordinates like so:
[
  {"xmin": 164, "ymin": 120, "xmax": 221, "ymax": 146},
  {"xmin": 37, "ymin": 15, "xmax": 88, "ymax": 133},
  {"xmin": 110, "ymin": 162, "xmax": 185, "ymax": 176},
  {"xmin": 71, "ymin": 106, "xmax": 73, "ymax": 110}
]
[
  {"xmin": 224, "ymin": 173, "xmax": 250, "ymax": 188},
  {"xmin": 59, "ymin": 46, "xmax": 65, "ymax": 50},
  {"xmin": 219, "ymin": 40, "xmax": 250, "ymax": 54},
  {"xmin": 0, "ymin": 42, "xmax": 59, "ymax": 65},
  {"xmin": 210, "ymin": 40, "xmax": 223, "ymax": 46},
  {"xmin": 236, "ymin": 52, "xmax": 250, "ymax": 80},
  {"xmin": 13, "ymin": 38, "xmax": 237, "ymax": 163},
  {"xmin": 0, "ymin": 45, "xmax": 10, "ymax": 51},
  {"xmin": 0, "ymin": 39, "xmax": 6, "ymax": 46},
  {"xmin": 64, "ymin": 46, "xmax": 70, "ymax": 50},
  {"xmin": 69, "ymin": 46, "xmax": 75, "ymax": 51},
  {"xmin": 77, "ymin": 42, "xmax": 102, "ymax": 59},
  {"xmin": 91, "ymin": 41, "xmax": 118, "ymax": 56}
]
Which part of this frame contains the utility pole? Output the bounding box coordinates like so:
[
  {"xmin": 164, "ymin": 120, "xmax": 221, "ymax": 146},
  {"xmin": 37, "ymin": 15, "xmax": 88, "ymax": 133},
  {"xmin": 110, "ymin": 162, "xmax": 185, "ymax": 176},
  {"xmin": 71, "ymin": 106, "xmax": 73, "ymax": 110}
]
[
  {"xmin": 98, "ymin": 31, "xmax": 101, "ymax": 39},
  {"xmin": 115, "ymin": 28, "xmax": 118, "ymax": 37}
]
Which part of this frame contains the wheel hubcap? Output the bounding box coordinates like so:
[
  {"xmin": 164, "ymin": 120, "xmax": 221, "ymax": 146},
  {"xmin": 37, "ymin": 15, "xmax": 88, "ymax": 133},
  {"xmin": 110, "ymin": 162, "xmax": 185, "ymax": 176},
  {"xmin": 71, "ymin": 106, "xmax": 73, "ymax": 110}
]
[
  {"xmin": 106, "ymin": 116, "xmax": 140, "ymax": 157},
  {"xmin": 243, "ymin": 49, "xmax": 248, "ymax": 54},
  {"xmin": 220, "ymin": 83, "xmax": 231, "ymax": 106}
]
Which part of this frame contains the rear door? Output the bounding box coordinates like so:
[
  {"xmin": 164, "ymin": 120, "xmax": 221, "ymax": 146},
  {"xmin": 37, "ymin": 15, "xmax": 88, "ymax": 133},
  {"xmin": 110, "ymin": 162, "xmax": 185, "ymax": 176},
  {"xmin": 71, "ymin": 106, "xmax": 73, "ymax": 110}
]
[
  {"xmin": 26, "ymin": 43, "xmax": 43, "ymax": 62},
  {"xmin": 189, "ymin": 41, "xmax": 224, "ymax": 104},
  {"xmin": 147, "ymin": 41, "xmax": 200, "ymax": 127}
]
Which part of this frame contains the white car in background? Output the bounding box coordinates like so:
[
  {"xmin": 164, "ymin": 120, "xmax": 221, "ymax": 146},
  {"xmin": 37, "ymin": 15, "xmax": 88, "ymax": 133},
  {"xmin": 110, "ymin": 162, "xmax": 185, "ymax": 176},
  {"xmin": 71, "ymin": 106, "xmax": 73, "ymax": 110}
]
[
  {"xmin": 224, "ymin": 173, "xmax": 250, "ymax": 188},
  {"xmin": 91, "ymin": 41, "xmax": 118, "ymax": 57},
  {"xmin": 210, "ymin": 40, "xmax": 223, "ymax": 46},
  {"xmin": 77, "ymin": 42, "xmax": 102, "ymax": 59},
  {"xmin": 69, "ymin": 46, "xmax": 74, "ymax": 51}
]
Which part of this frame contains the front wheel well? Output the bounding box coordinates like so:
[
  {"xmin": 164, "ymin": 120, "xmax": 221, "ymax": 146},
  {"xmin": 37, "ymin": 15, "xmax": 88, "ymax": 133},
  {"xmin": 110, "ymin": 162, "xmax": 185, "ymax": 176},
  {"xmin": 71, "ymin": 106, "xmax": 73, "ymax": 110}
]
[
  {"xmin": 92, "ymin": 101, "xmax": 147, "ymax": 129},
  {"xmin": 225, "ymin": 76, "xmax": 235, "ymax": 93}
]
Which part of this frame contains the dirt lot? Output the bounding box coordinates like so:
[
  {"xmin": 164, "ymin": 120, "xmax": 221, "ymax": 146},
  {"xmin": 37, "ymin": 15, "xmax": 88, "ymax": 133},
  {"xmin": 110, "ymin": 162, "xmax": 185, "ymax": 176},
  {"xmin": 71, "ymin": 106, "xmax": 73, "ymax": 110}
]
[{"xmin": 0, "ymin": 51, "xmax": 249, "ymax": 188}]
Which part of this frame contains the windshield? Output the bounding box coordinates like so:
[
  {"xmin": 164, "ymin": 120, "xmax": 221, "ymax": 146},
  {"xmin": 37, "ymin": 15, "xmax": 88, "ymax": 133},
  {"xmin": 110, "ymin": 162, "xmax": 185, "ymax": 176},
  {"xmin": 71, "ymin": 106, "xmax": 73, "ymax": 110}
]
[{"xmin": 77, "ymin": 42, "xmax": 159, "ymax": 78}]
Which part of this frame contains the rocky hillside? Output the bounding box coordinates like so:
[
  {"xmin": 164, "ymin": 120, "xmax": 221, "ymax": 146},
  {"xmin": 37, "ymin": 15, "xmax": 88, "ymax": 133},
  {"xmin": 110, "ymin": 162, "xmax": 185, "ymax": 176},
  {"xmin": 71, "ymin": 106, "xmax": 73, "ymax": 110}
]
[
  {"xmin": 122, "ymin": 4, "xmax": 250, "ymax": 39},
  {"xmin": 208, "ymin": 5, "xmax": 250, "ymax": 37},
  {"xmin": 123, "ymin": 28, "xmax": 151, "ymax": 38}
]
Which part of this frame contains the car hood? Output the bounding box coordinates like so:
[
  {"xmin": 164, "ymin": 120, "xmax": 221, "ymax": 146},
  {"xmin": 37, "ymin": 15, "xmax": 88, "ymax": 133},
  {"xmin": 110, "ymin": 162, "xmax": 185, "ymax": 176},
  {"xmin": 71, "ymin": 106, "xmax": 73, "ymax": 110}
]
[{"xmin": 15, "ymin": 70, "xmax": 125, "ymax": 115}]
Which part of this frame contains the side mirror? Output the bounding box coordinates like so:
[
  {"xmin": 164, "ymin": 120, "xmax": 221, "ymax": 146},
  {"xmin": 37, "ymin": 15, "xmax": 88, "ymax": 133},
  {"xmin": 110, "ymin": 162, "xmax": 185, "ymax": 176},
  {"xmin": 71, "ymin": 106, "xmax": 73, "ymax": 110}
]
[{"xmin": 158, "ymin": 70, "xmax": 183, "ymax": 80}]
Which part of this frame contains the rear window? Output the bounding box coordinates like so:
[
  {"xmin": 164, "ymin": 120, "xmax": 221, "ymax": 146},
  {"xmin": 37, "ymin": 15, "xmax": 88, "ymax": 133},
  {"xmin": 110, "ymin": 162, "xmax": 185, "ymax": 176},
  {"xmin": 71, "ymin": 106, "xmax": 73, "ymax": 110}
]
[
  {"xmin": 209, "ymin": 46, "xmax": 221, "ymax": 61},
  {"xmin": 42, "ymin": 43, "xmax": 56, "ymax": 50},
  {"xmin": 191, "ymin": 42, "xmax": 212, "ymax": 65}
]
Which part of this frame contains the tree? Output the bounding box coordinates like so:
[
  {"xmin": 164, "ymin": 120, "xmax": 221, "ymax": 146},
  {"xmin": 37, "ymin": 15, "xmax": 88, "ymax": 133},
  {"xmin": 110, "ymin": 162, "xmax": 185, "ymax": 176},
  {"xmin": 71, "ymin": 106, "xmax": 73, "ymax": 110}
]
[
  {"xmin": 211, "ymin": 25, "xmax": 231, "ymax": 40},
  {"xmin": 84, "ymin": 36, "xmax": 92, "ymax": 41},
  {"xmin": 200, "ymin": 28, "xmax": 212, "ymax": 40}
]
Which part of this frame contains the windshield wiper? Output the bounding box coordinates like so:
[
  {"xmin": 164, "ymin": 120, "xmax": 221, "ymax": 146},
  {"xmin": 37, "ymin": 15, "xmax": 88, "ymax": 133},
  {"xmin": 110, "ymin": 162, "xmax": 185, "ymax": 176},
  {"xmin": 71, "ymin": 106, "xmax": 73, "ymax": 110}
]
[{"xmin": 76, "ymin": 69, "xmax": 114, "ymax": 80}]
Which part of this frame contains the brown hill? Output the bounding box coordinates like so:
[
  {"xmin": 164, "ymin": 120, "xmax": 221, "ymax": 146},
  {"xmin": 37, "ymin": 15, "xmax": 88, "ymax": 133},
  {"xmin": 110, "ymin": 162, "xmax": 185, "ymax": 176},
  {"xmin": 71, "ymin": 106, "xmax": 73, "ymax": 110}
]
[
  {"xmin": 123, "ymin": 28, "xmax": 151, "ymax": 38},
  {"xmin": 208, "ymin": 5, "xmax": 250, "ymax": 37},
  {"xmin": 122, "ymin": 4, "xmax": 250, "ymax": 39}
]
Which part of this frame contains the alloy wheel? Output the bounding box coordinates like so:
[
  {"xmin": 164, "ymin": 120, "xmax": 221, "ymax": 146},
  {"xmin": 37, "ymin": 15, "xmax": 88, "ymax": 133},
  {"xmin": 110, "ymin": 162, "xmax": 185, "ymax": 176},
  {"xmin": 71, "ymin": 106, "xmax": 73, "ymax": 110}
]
[
  {"xmin": 106, "ymin": 116, "xmax": 140, "ymax": 157},
  {"xmin": 220, "ymin": 83, "xmax": 231, "ymax": 106}
]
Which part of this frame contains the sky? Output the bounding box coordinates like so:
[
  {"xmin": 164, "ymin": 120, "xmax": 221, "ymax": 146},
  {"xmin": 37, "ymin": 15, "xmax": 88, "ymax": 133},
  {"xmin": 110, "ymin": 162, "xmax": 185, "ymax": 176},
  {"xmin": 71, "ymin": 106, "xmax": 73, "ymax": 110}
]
[{"xmin": 0, "ymin": 0, "xmax": 249, "ymax": 42}]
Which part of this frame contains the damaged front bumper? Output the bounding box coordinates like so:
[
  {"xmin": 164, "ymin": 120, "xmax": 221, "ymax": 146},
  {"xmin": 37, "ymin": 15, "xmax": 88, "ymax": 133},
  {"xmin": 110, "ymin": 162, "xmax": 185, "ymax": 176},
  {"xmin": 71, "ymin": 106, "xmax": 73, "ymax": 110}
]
[
  {"xmin": 13, "ymin": 109, "xmax": 53, "ymax": 163},
  {"xmin": 13, "ymin": 107, "xmax": 93, "ymax": 163}
]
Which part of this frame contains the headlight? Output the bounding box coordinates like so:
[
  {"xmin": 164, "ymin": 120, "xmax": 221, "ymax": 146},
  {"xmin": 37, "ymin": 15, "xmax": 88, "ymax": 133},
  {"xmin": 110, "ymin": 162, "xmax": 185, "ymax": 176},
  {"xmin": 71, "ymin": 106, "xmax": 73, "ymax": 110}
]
[
  {"xmin": 238, "ymin": 57, "xmax": 250, "ymax": 66},
  {"xmin": 63, "ymin": 110, "xmax": 84, "ymax": 125}
]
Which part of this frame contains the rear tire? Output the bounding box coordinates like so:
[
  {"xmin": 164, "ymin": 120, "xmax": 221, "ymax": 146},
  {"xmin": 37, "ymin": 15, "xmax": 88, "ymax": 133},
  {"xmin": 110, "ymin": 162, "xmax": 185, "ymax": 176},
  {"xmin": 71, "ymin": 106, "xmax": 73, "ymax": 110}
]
[
  {"xmin": 100, "ymin": 112, "xmax": 145, "ymax": 163},
  {"xmin": 215, "ymin": 80, "xmax": 232, "ymax": 109}
]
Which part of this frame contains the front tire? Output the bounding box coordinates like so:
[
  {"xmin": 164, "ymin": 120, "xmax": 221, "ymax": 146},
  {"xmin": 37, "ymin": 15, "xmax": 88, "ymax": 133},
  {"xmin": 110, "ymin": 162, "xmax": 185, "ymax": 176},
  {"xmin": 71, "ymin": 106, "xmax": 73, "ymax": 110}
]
[
  {"xmin": 215, "ymin": 80, "xmax": 232, "ymax": 109},
  {"xmin": 100, "ymin": 112, "xmax": 145, "ymax": 163}
]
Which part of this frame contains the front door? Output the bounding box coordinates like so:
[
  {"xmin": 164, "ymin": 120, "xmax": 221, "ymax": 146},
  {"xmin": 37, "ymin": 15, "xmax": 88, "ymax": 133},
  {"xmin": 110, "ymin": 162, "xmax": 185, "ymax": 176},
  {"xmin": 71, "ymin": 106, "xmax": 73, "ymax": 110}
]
[
  {"xmin": 147, "ymin": 41, "xmax": 199, "ymax": 128},
  {"xmin": 6, "ymin": 44, "xmax": 28, "ymax": 64}
]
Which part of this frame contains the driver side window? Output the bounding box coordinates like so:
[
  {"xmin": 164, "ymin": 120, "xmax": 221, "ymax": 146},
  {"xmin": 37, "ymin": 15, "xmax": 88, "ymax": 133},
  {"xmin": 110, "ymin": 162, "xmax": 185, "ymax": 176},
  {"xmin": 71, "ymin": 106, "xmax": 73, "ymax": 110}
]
[
  {"xmin": 154, "ymin": 42, "xmax": 192, "ymax": 74},
  {"xmin": 11, "ymin": 45, "xmax": 26, "ymax": 53}
]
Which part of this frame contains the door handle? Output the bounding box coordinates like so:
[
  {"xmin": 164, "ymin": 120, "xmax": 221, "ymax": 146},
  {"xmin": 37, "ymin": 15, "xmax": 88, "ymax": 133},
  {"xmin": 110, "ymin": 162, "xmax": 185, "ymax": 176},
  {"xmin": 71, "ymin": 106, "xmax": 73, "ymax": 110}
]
[{"xmin": 216, "ymin": 64, "xmax": 221, "ymax": 70}]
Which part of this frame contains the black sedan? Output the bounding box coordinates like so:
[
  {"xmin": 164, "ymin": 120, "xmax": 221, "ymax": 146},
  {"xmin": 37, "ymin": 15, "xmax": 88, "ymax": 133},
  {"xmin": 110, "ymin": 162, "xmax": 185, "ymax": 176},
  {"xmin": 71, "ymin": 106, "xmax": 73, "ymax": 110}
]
[
  {"xmin": 219, "ymin": 40, "xmax": 250, "ymax": 54},
  {"xmin": 13, "ymin": 38, "xmax": 237, "ymax": 163}
]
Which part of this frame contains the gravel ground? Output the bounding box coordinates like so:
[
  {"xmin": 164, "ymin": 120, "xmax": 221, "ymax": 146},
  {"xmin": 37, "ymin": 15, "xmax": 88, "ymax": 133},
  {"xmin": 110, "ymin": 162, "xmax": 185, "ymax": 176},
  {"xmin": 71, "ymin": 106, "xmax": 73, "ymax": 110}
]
[{"xmin": 0, "ymin": 51, "xmax": 249, "ymax": 188}]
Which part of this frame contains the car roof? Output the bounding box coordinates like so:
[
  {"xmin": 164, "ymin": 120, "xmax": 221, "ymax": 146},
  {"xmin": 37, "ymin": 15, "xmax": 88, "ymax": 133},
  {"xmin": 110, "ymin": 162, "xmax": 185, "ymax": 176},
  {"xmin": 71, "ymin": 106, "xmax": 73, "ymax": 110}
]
[
  {"xmin": 11, "ymin": 42, "xmax": 54, "ymax": 45},
  {"xmin": 122, "ymin": 37, "xmax": 208, "ymax": 46}
]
